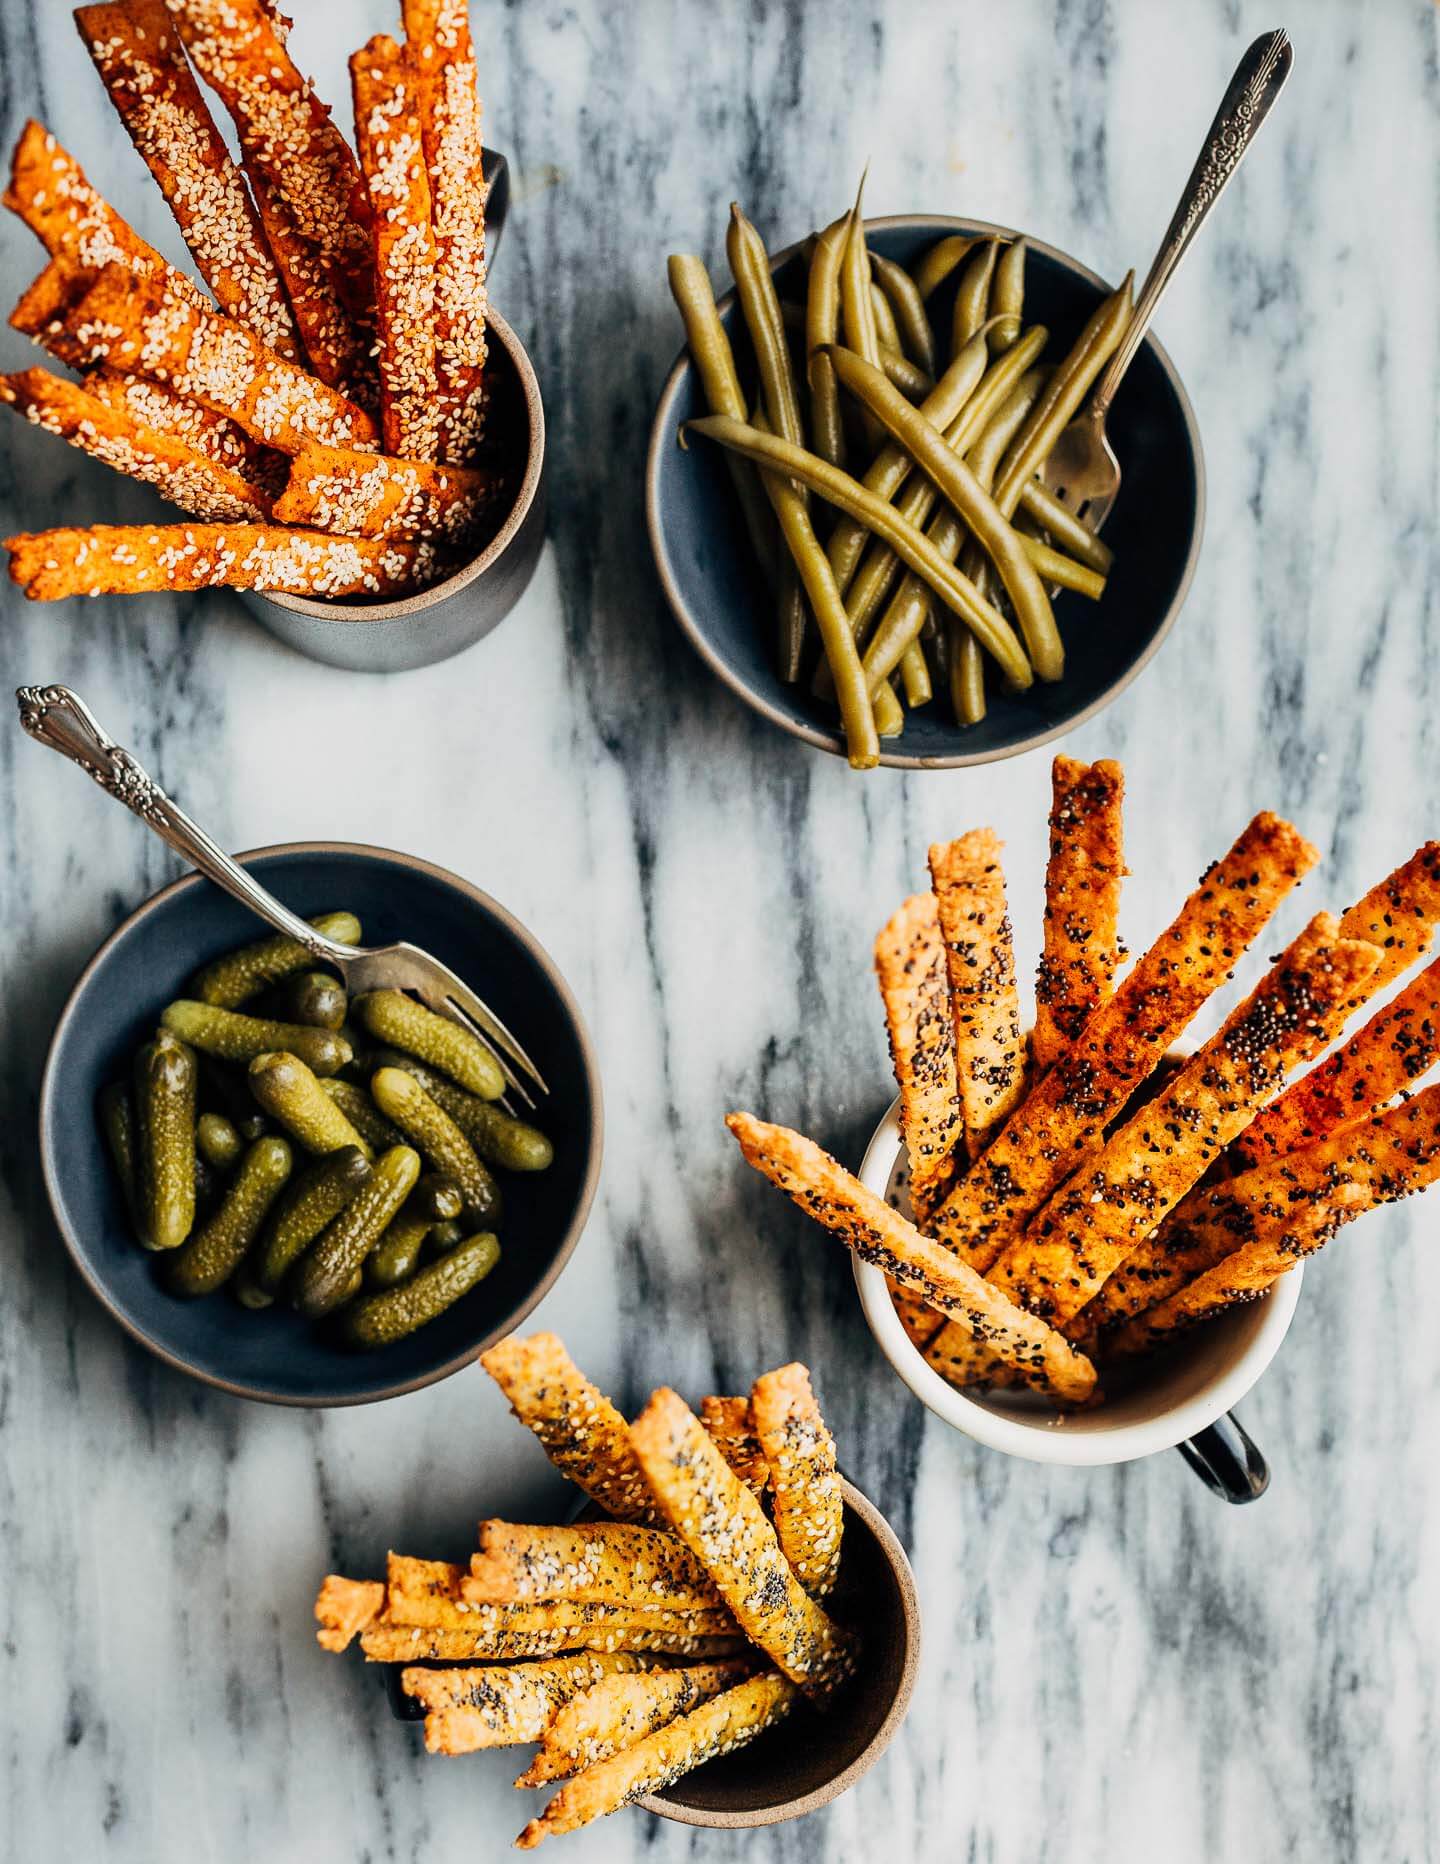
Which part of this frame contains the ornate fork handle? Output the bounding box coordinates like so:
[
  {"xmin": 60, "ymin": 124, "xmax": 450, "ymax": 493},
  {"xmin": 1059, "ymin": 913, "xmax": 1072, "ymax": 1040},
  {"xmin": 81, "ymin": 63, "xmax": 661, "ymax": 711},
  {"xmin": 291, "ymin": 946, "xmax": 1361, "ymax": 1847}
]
[
  {"xmin": 1091, "ymin": 28, "xmax": 1292, "ymax": 420},
  {"xmin": 16, "ymin": 685, "xmax": 357, "ymax": 965}
]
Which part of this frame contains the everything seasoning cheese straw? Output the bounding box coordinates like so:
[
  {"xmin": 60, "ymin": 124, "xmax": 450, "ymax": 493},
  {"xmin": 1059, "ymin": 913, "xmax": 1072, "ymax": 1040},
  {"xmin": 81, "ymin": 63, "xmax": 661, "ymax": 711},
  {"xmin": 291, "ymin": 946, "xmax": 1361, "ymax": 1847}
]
[{"xmin": 1031, "ymin": 757, "xmax": 1126, "ymax": 1070}]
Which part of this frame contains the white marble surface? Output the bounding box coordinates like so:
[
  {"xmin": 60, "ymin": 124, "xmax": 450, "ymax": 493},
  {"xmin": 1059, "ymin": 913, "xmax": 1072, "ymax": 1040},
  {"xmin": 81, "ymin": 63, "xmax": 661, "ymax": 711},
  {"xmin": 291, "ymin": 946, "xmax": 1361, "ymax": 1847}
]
[{"xmin": 2, "ymin": 2, "xmax": 1438, "ymax": 1859}]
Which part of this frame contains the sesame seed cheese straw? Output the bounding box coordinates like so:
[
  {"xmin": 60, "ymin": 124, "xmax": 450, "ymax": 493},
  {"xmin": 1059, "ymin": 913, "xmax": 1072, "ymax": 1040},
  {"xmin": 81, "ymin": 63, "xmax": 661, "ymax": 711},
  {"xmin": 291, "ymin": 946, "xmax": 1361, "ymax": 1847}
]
[
  {"xmin": 2, "ymin": 523, "xmax": 437, "ymax": 601},
  {"xmin": 75, "ymin": 1, "xmax": 301, "ymax": 361},
  {"xmin": 361, "ymin": 1622, "xmax": 744, "ymax": 1664},
  {"xmin": 401, "ymin": 0, "xmax": 489, "ymax": 460},
  {"xmin": 988, "ymin": 915, "xmax": 1382, "ymax": 1328},
  {"xmin": 923, "ymin": 812, "xmax": 1318, "ymax": 1284},
  {"xmin": 314, "ymin": 1574, "xmax": 385, "ymax": 1652},
  {"xmin": 725, "ymin": 1112, "xmax": 1097, "ymax": 1404},
  {"xmin": 464, "ymin": 1522, "xmax": 722, "ymax": 1612},
  {"xmin": 3, "ymin": 118, "xmax": 209, "ymax": 308},
  {"xmin": 629, "ymin": 1388, "xmax": 857, "ymax": 1699},
  {"xmin": 351, "ymin": 36, "xmax": 443, "ymax": 463},
  {"xmin": 0, "ymin": 367, "xmax": 270, "ymax": 523},
  {"xmin": 698, "ymin": 1396, "xmax": 770, "ymax": 1495},
  {"xmin": 515, "ymin": 1672, "xmax": 798, "ymax": 1848},
  {"xmin": 84, "ymin": 369, "xmax": 275, "ymax": 481},
  {"xmin": 1032, "ymin": 757, "xmax": 1127, "ymax": 1072},
  {"xmin": 749, "ymin": 1364, "xmax": 843, "ymax": 1601},
  {"xmin": 56, "ymin": 264, "xmax": 380, "ymax": 455},
  {"xmin": 10, "ymin": 257, "xmax": 102, "ymax": 371},
  {"xmin": 401, "ymin": 1651, "xmax": 649, "ymax": 1716},
  {"xmin": 1082, "ymin": 1080, "xmax": 1440, "ymax": 1338},
  {"xmin": 273, "ymin": 442, "xmax": 501, "ymax": 543},
  {"xmin": 163, "ymin": 0, "xmax": 376, "ymax": 398},
  {"xmin": 479, "ymin": 1334, "xmax": 662, "ymax": 1527},
  {"xmin": 385, "ymin": 1553, "xmax": 736, "ymax": 1639},
  {"xmin": 929, "ymin": 830, "xmax": 1026, "ymax": 1168},
  {"xmin": 514, "ymin": 1659, "xmax": 757, "ymax": 1789},
  {"xmin": 400, "ymin": 1653, "xmax": 651, "ymax": 1757},
  {"xmin": 874, "ymin": 892, "xmax": 963, "ymax": 1224}
]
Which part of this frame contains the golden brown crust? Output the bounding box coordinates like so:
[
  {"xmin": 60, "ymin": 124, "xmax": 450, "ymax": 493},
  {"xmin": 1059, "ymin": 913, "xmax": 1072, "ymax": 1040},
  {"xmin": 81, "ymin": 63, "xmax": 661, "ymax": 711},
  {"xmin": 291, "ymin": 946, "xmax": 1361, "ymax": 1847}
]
[
  {"xmin": 386, "ymin": 1553, "xmax": 732, "ymax": 1637},
  {"xmin": 401, "ymin": 1653, "xmax": 645, "ymax": 1756},
  {"xmin": 350, "ymin": 35, "xmax": 442, "ymax": 461},
  {"xmin": 698, "ymin": 1396, "xmax": 770, "ymax": 1494},
  {"xmin": 749, "ymin": 1363, "xmax": 842, "ymax": 1600},
  {"xmin": 83, "ymin": 368, "xmax": 271, "ymax": 480},
  {"xmin": 313, "ymin": 1574, "xmax": 385, "ymax": 1652},
  {"xmin": 989, "ymin": 916, "xmax": 1381, "ymax": 1325},
  {"xmin": 1, "ymin": 367, "xmax": 269, "ymax": 523},
  {"xmin": 928, "ymin": 830, "xmax": 1025, "ymax": 1159},
  {"xmin": 873, "ymin": 891, "xmax": 962, "ymax": 1222},
  {"xmin": 359, "ymin": 1622, "xmax": 744, "ymax": 1663},
  {"xmin": 463, "ymin": 1522, "xmax": 721, "ymax": 1612},
  {"xmin": 273, "ymin": 442, "xmax": 501, "ymax": 542},
  {"xmin": 75, "ymin": 1, "xmax": 300, "ymax": 359},
  {"xmin": 628, "ymin": 1387, "xmax": 856, "ymax": 1697},
  {"xmin": 514, "ymin": 1672, "xmax": 797, "ymax": 1848},
  {"xmin": 479, "ymin": 1333, "xmax": 661, "ymax": 1526},
  {"xmin": 1031, "ymin": 757, "xmax": 1126, "ymax": 1071},
  {"xmin": 2, "ymin": 522, "xmax": 435, "ymax": 601},
  {"xmin": 725, "ymin": 1112, "xmax": 1097, "ymax": 1404},
  {"xmin": 514, "ymin": 1660, "xmax": 755, "ymax": 1788},
  {"xmin": 1336, "ymin": 842, "xmax": 1440, "ymax": 996},
  {"xmin": 400, "ymin": 1651, "xmax": 646, "ymax": 1715}
]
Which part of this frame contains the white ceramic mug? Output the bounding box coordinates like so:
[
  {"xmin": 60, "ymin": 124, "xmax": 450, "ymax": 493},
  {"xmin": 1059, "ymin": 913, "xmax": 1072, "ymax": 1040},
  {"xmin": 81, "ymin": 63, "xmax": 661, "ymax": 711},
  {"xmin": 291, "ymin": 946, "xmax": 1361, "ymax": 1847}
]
[{"xmin": 853, "ymin": 1100, "xmax": 1302, "ymax": 1501}]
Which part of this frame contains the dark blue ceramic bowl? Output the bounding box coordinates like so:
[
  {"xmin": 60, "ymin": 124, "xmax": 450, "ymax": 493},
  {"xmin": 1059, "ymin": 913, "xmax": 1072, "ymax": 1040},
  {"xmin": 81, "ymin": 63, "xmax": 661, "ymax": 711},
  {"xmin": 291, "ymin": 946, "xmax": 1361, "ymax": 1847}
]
[
  {"xmin": 39, "ymin": 845, "xmax": 603, "ymax": 1406},
  {"xmin": 647, "ymin": 214, "xmax": 1205, "ymax": 769}
]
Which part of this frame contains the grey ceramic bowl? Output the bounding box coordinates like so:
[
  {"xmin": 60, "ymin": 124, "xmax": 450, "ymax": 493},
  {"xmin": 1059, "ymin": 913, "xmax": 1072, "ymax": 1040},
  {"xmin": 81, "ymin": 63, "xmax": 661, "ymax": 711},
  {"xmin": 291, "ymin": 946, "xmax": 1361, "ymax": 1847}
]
[
  {"xmin": 647, "ymin": 213, "xmax": 1205, "ymax": 768},
  {"xmin": 38, "ymin": 842, "xmax": 602, "ymax": 1406},
  {"xmin": 241, "ymin": 153, "xmax": 549, "ymax": 674}
]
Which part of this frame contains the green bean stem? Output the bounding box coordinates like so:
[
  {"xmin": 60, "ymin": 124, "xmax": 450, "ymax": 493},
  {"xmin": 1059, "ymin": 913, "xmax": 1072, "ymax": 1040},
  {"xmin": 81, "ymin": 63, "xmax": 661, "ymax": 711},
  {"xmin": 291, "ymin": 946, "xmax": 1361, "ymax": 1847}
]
[
  {"xmin": 952, "ymin": 238, "xmax": 1000, "ymax": 351},
  {"xmin": 913, "ymin": 233, "xmax": 983, "ymax": 301},
  {"xmin": 989, "ymin": 238, "xmax": 1027, "ymax": 353},
  {"xmin": 804, "ymin": 216, "xmax": 849, "ymax": 467},
  {"xmin": 869, "ymin": 251, "xmax": 937, "ymax": 378}
]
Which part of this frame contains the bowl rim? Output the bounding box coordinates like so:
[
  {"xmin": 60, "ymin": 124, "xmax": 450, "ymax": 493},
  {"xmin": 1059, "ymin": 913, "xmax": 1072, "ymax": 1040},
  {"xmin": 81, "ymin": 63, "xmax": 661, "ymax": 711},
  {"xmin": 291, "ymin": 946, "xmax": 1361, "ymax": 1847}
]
[
  {"xmin": 851, "ymin": 1096, "xmax": 1302, "ymax": 1465},
  {"xmin": 646, "ymin": 211, "xmax": 1208, "ymax": 771},
  {"xmin": 640, "ymin": 1473, "xmax": 920, "ymax": 1828},
  {"xmin": 253, "ymin": 306, "xmax": 547, "ymax": 625},
  {"xmin": 37, "ymin": 839, "xmax": 604, "ymax": 1408}
]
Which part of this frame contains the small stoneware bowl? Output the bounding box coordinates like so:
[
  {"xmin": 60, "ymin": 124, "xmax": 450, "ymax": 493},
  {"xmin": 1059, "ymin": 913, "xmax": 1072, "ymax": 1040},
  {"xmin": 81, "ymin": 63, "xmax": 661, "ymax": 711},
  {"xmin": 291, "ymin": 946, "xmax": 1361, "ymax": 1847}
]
[
  {"xmin": 647, "ymin": 213, "xmax": 1205, "ymax": 769},
  {"xmin": 39, "ymin": 842, "xmax": 602, "ymax": 1407},
  {"xmin": 853, "ymin": 1099, "xmax": 1300, "ymax": 1501},
  {"xmin": 240, "ymin": 152, "xmax": 550, "ymax": 674}
]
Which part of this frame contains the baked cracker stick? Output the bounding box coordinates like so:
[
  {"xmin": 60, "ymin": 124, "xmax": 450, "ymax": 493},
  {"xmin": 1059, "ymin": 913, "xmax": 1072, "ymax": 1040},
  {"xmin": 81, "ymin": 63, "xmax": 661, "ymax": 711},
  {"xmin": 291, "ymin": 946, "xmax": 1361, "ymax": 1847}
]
[
  {"xmin": 360, "ymin": 1623, "xmax": 744, "ymax": 1664},
  {"xmin": 515, "ymin": 1659, "xmax": 756, "ymax": 1788},
  {"xmin": 724, "ymin": 1112, "xmax": 1097, "ymax": 1404},
  {"xmin": 273, "ymin": 442, "xmax": 501, "ymax": 543},
  {"xmin": 56, "ymin": 263, "xmax": 379, "ymax": 454},
  {"xmin": 874, "ymin": 892, "xmax": 962, "ymax": 1223},
  {"xmin": 989, "ymin": 915, "xmax": 1382, "ymax": 1326},
  {"xmin": 1031, "ymin": 756, "xmax": 1126, "ymax": 1072},
  {"xmin": 924, "ymin": 812, "xmax": 1318, "ymax": 1279},
  {"xmin": 401, "ymin": 0, "xmax": 489, "ymax": 460},
  {"xmin": 10, "ymin": 255, "xmax": 98, "ymax": 370},
  {"xmin": 75, "ymin": 1, "xmax": 301, "ymax": 360},
  {"xmin": 84, "ymin": 369, "xmax": 272, "ymax": 480},
  {"xmin": 464, "ymin": 1522, "xmax": 721, "ymax": 1611},
  {"xmin": 479, "ymin": 1333, "xmax": 661, "ymax": 1527},
  {"xmin": 749, "ymin": 1363, "xmax": 843, "ymax": 1600},
  {"xmin": 515, "ymin": 1672, "xmax": 798, "ymax": 1848},
  {"xmin": 629, "ymin": 1388, "xmax": 857, "ymax": 1698},
  {"xmin": 698, "ymin": 1395, "xmax": 770, "ymax": 1493},
  {"xmin": 929, "ymin": 830, "xmax": 1025, "ymax": 1159},
  {"xmin": 1084, "ymin": 1080, "xmax": 1440, "ymax": 1335},
  {"xmin": 351, "ymin": 35, "xmax": 442, "ymax": 462},
  {"xmin": 3, "ymin": 118, "xmax": 208, "ymax": 307},
  {"xmin": 1, "ymin": 367, "xmax": 269, "ymax": 523},
  {"xmin": 163, "ymin": 0, "xmax": 376, "ymax": 397},
  {"xmin": 891, "ymin": 1289, "xmax": 947, "ymax": 1352},
  {"xmin": 403, "ymin": 1654, "xmax": 648, "ymax": 1756},
  {"xmin": 314, "ymin": 1574, "xmax": 385, "ymax": 1652},
  {"xmin": 387, "ymin": 1554, "xmax": 733, "ymax": 1637},
  {"xmin": 3, "ymin": 523, "xmax": 436, "ymax": 601}
]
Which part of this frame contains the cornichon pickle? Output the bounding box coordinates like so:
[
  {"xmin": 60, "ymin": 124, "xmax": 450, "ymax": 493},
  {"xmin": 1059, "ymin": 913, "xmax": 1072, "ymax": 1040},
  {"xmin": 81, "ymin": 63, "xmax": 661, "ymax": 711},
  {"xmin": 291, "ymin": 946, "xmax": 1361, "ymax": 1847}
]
[
  {"xmin": 197, "ymin": 1056, "xmax": 269, "ymax": 1140},
  {"xmin": 342, "ymin": 1233, "xmax": 500, "ymax": 1349},
  {"xmin": 291, "ymin": 1144, "xmax": 420, "ymax": 1318},
  {"xmin": 99, "ymin": 1080, "xmax": 144, "ymax": 1232},
  {"xmin": 166, "ymin": 1136, "xmax": 293, "ymax": 1296},
  {"xmin": 365, "ymin": 1207, "xmax": 432, "ymax": 1288},
  {"xmin": 318, "ymin": 1078, "xmax": 402, "ymax": 1152},
  {"xmin": 247, "ymin": 1052, "xmax": 374, "ymax": 1158},
  {"xmin": 231, "ymin": 1264, "xmax": 273, "ymax": 1310},
  {"xmin": 409, "ymin": 1172, "xmax": 464, "ymax": 1222},
  {"xmin": 253, "ymin": 1145, "xmax": 373, "ymax": 1292},
  {"xmin": 357, "ymin": 991, "xmax": 505, "ymax": 1100},
  {"xmin": 191, "ymin": 911, "xmax": 361, "ymax": 1009},
  {"xmin": 161, "ymin": 1000, "xmax": 351, "ymax": 1076},
  {"xmin": 196, "ymin": 1111, "xmax": 244, "ymax": 1172},
  {"xmin": 133, "ymin": 1029, "xmax": 197, "ymax": 1251},
  {"xmin": 369, "ymin": 1067, "xmax": 501, "ymax": 1223},
  {"xmin": 368, "ymin": 1049, "xmax": 553, "ymax": 1172},
  {"xmin": 426, "ymin": 1219, "xmax": 465, "ymax": 1254},
  {"xmin": 261, "ymin": 970, "xmax": 348, "ymax": 1032}
]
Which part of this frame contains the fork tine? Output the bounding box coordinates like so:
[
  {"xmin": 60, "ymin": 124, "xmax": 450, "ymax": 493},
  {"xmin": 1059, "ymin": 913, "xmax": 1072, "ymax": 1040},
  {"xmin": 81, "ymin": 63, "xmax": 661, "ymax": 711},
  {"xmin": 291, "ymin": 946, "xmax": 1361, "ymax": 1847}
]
[
  {"xmin": 443, "ymin": 994, "xmax": 542, "ymax": 1109},
  {"xmin": 441, "ymin": 976, "xmax": 548, "ymax": 1099}
]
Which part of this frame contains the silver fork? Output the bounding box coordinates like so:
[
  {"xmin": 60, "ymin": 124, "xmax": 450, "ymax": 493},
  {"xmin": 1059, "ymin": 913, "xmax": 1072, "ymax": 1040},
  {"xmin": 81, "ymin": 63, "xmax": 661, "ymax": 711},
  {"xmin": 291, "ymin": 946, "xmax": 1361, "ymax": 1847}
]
[
  {"xmin": 1040, "ymin": 28, "xmax": 1293, "ymax": 535},
  {"xmin": 16, "ymin": 685, "xmax": 547, "ymax": 1107}
]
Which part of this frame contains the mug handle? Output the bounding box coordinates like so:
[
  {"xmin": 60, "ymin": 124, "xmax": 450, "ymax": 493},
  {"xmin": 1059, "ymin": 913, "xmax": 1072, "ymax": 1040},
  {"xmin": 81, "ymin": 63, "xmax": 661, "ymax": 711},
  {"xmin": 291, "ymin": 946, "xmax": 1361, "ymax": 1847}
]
[
  {"xmin": 1175, "ymin": 1411, "xmax": 1270, "ymax": 1503},
  {"xmin": 482, "ymin": 149, "xmax": 510, "ymax": 267}
]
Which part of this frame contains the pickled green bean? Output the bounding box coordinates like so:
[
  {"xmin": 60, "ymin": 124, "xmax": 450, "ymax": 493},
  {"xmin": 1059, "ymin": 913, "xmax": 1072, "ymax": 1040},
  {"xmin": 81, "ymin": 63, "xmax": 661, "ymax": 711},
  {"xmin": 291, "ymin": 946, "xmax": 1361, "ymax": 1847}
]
[
  {"xmin": 913, "ymin": 233, "xmax": 982, "ymax": 301},
  {"xmin": 1018, "ymin": 534, "xmax": 1106, "ymax": 599},
  {"xmin": 869, "ymin": 251, "xmax": 937, "ymax": 378},
  {"xmin": 878, "ymin": 348, "xmax": 933, "ymax": 397},
  {"xmin": 869, "ymin": 280, "xmax": 903, "ymax": 357},
  {"xmin": 804, "ymin": 216, "xmax": 849, "ymax": 468},
  {"xmin": 1018, "ymin": 479, "xmax": 1113, "ymax": 573},
  {"xmin": 899, "ymin": 640, "xmax": 932, "ymax": 707},
  {"xmin": 952, "ymin": 239, "xmax": 999, "ymax": 351},
  {"xmin": 989, "ymin": 239, "xmax": 1027, "ymax": 353}
]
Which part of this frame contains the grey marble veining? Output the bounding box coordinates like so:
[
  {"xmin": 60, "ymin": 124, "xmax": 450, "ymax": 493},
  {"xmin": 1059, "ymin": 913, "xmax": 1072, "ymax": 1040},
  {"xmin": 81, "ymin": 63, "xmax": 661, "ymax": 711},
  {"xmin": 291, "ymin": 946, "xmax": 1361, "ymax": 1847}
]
[{"xmin": 1, "ymin": 2, "xmax": 1438, "ymax": 1859}]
